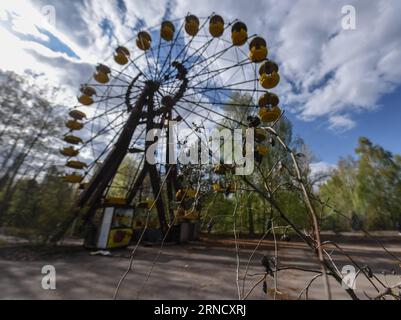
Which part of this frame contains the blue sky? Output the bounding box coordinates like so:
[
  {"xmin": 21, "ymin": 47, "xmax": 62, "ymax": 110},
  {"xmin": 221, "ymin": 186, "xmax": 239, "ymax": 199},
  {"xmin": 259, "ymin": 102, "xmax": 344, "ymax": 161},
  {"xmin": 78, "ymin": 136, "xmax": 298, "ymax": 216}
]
[
  {"xmin": 1, "ymin": 0, "xmax": 400, "ymax": 173},
  {"xmin": 291, "ymin": 87, "xmax": 401, "ymax": 164}
]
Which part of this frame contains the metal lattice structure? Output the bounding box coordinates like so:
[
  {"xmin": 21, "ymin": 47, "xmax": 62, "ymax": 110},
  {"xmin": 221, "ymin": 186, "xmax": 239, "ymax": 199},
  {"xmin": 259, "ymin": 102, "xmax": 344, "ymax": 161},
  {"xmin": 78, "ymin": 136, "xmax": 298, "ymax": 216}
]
[{"xmin": 54, "ymin": 14, "xmax": 282, "ymax": 241}]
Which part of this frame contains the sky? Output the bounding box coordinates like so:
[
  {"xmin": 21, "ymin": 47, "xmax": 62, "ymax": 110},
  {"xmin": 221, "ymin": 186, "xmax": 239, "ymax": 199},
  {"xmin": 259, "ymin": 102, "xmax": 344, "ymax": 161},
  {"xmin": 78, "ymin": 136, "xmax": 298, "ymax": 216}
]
[{"xmin": 1, "ymin": 0, "xmax": 400, "ymax": 175}]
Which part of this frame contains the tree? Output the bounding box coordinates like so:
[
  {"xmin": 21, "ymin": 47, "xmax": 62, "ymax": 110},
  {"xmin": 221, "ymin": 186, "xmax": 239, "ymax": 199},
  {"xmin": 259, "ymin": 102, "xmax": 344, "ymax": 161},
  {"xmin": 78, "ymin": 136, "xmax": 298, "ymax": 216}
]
[
  {"xmin": 0, "ymin": 70, "xmax": 66, "ymax": 224},
  {"xmin": 202, "ymin": 92, "xmax": 313, "ymax": 236},
  {"xmin": 3, "ymin": 166, "xmax": 75, "ymax": 242},
  {"xmin": 319, "ymin": 137, "xmax": 401, "ymax": 230}
]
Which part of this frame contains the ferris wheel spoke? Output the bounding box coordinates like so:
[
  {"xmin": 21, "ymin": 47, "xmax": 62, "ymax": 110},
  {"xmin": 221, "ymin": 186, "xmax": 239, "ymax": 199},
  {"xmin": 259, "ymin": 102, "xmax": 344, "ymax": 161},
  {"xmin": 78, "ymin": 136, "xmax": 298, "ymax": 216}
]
[
  {"xmin": 189, "ymin": 87, "xmax": 266, "ymax": 94},
  {"xmin": 84, "ymin": 103, "xmax": 127, "ymax": 124},
  {"xmin": 177, "ymin": 16, "xmax": 213, "ymax": 64},
  {"xmin": 233, "ymin": 47, "xmax": 249, "ymax": 86},
  {"xmin": 189, "ymin": 78, "xmax": 260, "ymax": 93},
  {"xmin": 184, "ymin": 38, "xmax": 234, "ymax": 72},
  {"xmin": 183, "ymin": 99, "xmax": 257, "ymax": 109},
  {"xmin": 180, "ymin": 19, "xmax": 236, "ymax": 68},
  {"xmin": 158, "ymin": 19, "xmax": 186, "ymax": 80},
  {"xmin": 174, "ymin": 104, "xmax": 231, "ymax": 130},
  {"xmin": 188, "ymin": 59, "xmax": 248, "ymax": 92},
  {"xmin": 180, "ymin": 97, "xmax": 247, "ymax": 127},
  {"xmin": 187, "ymin": 59, "xmax": 251, "ymax": 82},
  {"xmin": 85, "ymin": 124, "xmax": 126, "ymax": 174},
  {"xmin": 89, "ymin": 94, "xmax": 129, "ymax": 107},
  {"xmin": 81, "ymin": 111, "xmax": 127, "ymax": 149},
  {"xmin": 160, "ymin": 34, "xmax": 215, "ymax": 82},
  {"xmin": 173, "ymin": 108, "xmax": 222, "ymax": 164},
  {"xmin": 126, "ymin": 56, "xmax": 151, "ymax": 81},
  {"xmin": 110, "ymin": 67, "xmax": 139, "ymax": 82}
]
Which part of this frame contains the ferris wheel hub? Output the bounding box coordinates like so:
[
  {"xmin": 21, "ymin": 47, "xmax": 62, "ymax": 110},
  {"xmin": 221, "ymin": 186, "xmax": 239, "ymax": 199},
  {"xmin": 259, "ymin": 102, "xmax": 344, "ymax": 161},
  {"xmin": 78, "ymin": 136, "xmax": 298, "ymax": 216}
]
[{"xmin": 144, "ymin": 80, "xmax": 161, "ymax": 92}]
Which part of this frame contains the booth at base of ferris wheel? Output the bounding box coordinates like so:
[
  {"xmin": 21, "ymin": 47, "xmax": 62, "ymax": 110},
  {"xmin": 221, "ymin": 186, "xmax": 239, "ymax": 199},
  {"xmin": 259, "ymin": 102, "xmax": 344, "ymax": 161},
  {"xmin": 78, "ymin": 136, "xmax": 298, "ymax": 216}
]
[
  {"xmin": 83, "ymin": 198, "xmax": 200, "ymax": 249},
  {"xmin": 84, "ymin": 199, "xmax": 134, "ymax": 250}
]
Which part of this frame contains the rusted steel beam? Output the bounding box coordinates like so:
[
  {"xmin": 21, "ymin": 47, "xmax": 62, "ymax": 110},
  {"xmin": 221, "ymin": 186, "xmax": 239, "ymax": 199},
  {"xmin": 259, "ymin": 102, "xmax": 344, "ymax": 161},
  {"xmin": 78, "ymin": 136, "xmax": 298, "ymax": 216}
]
[
  {"xmin": 165, "ymin": 111, "xmax": 176, "ymax": 224},
  {"xmin": 50, "ymin": 81, "xmax": 151, "ymax": 243},
  {"xmin": 126, "ymin": 165, "xmax": 148, "ymax": 204},
  {"xmin": 146, "ymin": 86, "xmax": 168, "ymax": 234},
  {"xmin": 79, "ymin": 83, "xmax": 151, "ymax": 208}
]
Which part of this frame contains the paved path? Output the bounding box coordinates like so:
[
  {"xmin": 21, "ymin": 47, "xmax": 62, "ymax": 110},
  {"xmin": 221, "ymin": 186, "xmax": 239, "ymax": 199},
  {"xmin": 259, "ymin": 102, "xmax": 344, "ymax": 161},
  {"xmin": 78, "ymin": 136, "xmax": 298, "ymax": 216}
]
[{"xmin": 0, "ymin": 235, "xmax": 400, "ymax": 300}]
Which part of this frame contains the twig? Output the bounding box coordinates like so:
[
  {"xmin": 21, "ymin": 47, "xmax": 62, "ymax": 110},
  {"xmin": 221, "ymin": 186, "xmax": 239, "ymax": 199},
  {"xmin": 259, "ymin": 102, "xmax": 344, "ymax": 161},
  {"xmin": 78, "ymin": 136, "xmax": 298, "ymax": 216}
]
[
  {"xmin": 113, "ymin": 167, "xmax": 173, "ymax": 300},
  {"xmin": 298, "ymin": 273, "xmax": 323, "ymax": 300}
]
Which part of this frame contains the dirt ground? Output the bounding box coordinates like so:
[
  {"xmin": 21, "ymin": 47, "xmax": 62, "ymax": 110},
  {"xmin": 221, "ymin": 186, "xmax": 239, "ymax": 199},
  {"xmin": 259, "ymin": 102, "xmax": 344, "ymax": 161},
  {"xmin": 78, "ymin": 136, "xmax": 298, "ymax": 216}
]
[{"xmin": 0, "ymin": 232, "xmax": 400, "ymax": 300}]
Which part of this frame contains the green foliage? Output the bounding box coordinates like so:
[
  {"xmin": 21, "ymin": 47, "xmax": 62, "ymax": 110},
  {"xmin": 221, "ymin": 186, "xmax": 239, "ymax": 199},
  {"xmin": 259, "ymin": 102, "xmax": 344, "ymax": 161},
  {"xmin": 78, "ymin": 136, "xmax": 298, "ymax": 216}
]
[
  {"xmin": 3, "ymin": 166, "xmax": 75, "ymax": 243},
  {"xmin": 0, "ymin": 70, "xmax": 73, "ymax": 242},
  {"xmin": 320, "ymin": 137, "xmax": 401, "ymax": 231},
  {"xmin": 108, "ymin": 155, "xmax": 144, "ymax": 198},
  {"xmin": 202, "ymin": 93, "xmax": 312, "ymax": 236}
]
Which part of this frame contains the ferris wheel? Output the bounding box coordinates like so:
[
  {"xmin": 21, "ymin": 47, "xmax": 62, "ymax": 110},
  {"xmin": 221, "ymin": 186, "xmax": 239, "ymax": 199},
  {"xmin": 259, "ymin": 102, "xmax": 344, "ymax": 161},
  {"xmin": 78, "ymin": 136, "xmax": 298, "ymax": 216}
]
[{"xmin": 59, "ymin": 13, "xmax": 282, "ymax": 237}]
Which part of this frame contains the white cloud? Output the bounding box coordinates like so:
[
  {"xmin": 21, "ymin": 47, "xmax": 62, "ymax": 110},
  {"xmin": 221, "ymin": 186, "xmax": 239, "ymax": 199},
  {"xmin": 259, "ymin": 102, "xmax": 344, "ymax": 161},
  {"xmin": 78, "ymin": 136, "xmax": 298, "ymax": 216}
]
[
  {"xmin": 1, "ymin": 0, "xmax": 401, "ymax": 134},
  {"xmin": 309, "ymin": 161, "xmax": 337, "ymax": 186},
  {"xmin": 281, "ymin": 0, "xmax": 401, "ymax": 128},
  {"xmin": 329, "ymin": 114, "xmax": 356, "ymax": 131}
]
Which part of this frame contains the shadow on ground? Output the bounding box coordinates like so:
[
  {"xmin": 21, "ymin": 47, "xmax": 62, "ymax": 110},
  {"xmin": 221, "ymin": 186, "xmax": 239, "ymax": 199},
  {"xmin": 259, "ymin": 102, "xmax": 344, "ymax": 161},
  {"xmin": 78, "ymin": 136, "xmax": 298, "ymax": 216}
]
[{"xmin": 0, "ymin": 232, "xmax": 400, "ymax": 300}]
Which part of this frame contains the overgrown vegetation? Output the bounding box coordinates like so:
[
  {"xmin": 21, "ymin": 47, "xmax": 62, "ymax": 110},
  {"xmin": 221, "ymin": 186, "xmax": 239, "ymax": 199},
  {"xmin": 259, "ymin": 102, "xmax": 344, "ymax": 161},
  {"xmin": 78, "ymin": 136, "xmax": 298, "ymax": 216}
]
[
  {"xmin": 320, "ymin": 137, "xmax": 401, "ymax": 231},
  {"xmin": 1, "ymin": 70, "xmax": 400, "ymax": 244},
  {"xmin": 0, "ymin": 71, "xmax": 74, "ymax": 242}
]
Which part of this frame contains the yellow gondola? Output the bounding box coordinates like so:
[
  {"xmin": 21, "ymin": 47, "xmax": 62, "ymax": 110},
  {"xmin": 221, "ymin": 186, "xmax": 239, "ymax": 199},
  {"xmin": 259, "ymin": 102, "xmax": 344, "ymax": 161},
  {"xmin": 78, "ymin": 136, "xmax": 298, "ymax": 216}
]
[
  {"xmin": 66, "ymin": 160, "xmax": 87, "ymax": 170},
  {"xmin": 249, "ymin": 37, "xmax": 268, "ymax": 63},
  {"xmin": 227, "ymin": 182, "xmax": 237, "ymax": 193},
  {"xmin": 80, "ymin": 85, "xmax": 96, "ymax": 96},
  {"xmin": 255, "ymin": 128, "xmax": 268, "ymax": 142},
  {"xmin": 259, "ymin": 72, "xmax": 280, "ymax": 89},
  {"xmin": 114, "ymin": 53, "xmax": 128, "ymax": 65},
  {"xmin": 209, "ymin": 15, "xmax": 224, "ymax": 38},
  {"xmin": 137, "ymin": 200, "xmax": 153, "ymax": 209},
  {"xmin": 63, "ymin": 135, "xmax": 83, "ymax": 145},
  {"xmin": 161, "ymin": 21, "xmax": 175, "ymax": 41},
  {"xmin": 63, "ymin": 173, "xmax": 84, "ymax": 184},
  {"xmin": 78, "ymin": 95, "xmax": 93, "ymax": 106},
  {"xmin": 259, "ymin": 60, "xmax": 280, "ymax": 89},
  {"xmin": 136, "ymin": 31, "xmax": 152, "ymax": 51},
  {"xmin": 69, "ymin": 110, "xmax": 87, "ymax": 120},
  {"xmin": 104, "ymin": 197, "xmax": 127, "ymax": 206},
  {"xmin": 232, "ymin": 21, "xmax": 248, "ymax": 46},
  {"xmin": 256, "ymin": 145, "xmax": 269, "ymax": 156},
  {"xmin": 212, "ymin": 183, "xmax": 223, "ymax": 192},
  {"xmin": 258, "ymin": 92, "xmax": 279, "ymax": 108},
  {"xmin": 259, "ymin": 60, "xmax": 279, "ymax": 76},
  {"xmin": 114, "ymin": 46, "xmax": 130, "ymax": 65},
  {"xmin": 271, "ymin": 106, "xmax": 282, "ymax": 118},
  {"xmin": 94, "ymin": 64, "xmax": 111, "ymax": 84},
  {"xmin": 60, "ymin": 147, "xmax": 79, "ymax": 157},
  {"xmin": 176, "ymin": 189, "xmax": 185, "ymax": 201},
  {"xmin": 259, "ymin": 106, "xmax": 282, "ymax": 123},
  {"xmin": 214, "ymin": 164, "xmax": 228, "ymax": 175},
  {"xmin": 176, "ymin": 207, "xmax": 199, "ymax": 221},
  {"xmin": 94, "ymin": 73, "xmax": 109, "ymax": 84},
  {"xmin": 183, "ymin": 211, "xmax": 199, "ymax": 221},
  {"xmin": 185, "ymin": 15, "xmax": 199, "ymax": 36},
  {"xmin": 176, "ymin": 188, "xmax": 196, "ymax": 201},
  {"xmin": 186, "ymin": 188, "xmax": 197, "ymax": 198},
  {"xmin": 175, "ymin": 207, "xmax": 185, "ymax": 222},
  {"xmin": 66, "ymin": 119, "xmax": 84, "ymax": 131}
]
